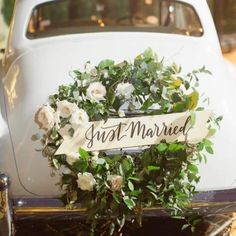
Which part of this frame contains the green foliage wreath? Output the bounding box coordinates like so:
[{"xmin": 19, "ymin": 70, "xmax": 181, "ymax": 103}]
[{"xmin": 33, "ymin": 49, "xmax": 221, "ymax": 235}]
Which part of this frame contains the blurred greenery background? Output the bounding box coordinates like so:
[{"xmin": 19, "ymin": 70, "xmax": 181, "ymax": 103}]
[{"xmin": 1, "ymin": 0, "xmax": 236, "ymax": 32}]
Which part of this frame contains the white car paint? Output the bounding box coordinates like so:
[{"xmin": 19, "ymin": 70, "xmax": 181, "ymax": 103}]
[{"xmin": 1, "ymin": 0, "xmax": 236, "ymax": 197}]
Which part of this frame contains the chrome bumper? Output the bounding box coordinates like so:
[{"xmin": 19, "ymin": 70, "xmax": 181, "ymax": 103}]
[
  {"xmin": 2, "ymin": 172, "xmax": 236, "ymax": 234},
  {"xmin": 0, "ymin": 173, "xmax": 13, "ymax": 236}
]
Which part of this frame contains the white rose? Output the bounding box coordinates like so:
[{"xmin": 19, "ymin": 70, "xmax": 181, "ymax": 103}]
[
  {"xmin": 116, "ymin": 82, "xmax": 135, "ymax": 99},
  {"xmin": 108, "ymin": 175, "xmax": 123, "ymax": 191},
  {"xmin": 69, "ymin": 109, "xmax": 89, "ymax": 129},
  {"xmin": 77, "ymin": 172, "xmax": 96, "ymax": 191},
  {"xmin": 86, "ymin": 82, "xmax": 106, "ymax": 102},
  {"xmin": 118, "ymin": 110, "xmax": 125, "ymax": 117},
  {"xmin": 57, "ymin": 100, "xmax": 79, "ymax": 118},
  {"xmin": 34, "ymin": 105, "xmax": 55, "ymax": 130},
  {"xmin": 66, "ymin": 152, "xmax": 80, "ymax": 165}
]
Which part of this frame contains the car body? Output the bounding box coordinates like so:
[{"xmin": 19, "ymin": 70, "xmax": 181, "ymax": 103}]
[{"xmin": 1, "ymin": 0, "xmax": 236, "ymax": 235}]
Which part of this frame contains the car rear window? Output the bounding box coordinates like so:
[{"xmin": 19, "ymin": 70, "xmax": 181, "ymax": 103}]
[{"xmin": 27, "ymin": 0, "xmax": 203, "ymax": 39}]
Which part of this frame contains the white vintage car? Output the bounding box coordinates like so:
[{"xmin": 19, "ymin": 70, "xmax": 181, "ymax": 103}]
[{"xmin": 1, "ymin": 0, "xmax": 236, "ymax": 235}]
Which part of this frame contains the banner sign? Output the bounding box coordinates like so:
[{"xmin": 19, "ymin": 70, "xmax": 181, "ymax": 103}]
[{"xmin": 56, "ymin": 111, "xmax": 211, "ymax": 154}]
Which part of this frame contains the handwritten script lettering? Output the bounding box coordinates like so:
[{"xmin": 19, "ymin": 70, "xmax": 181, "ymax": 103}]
[{"xmin": 56, "ymin": 111, "xmax": 211, "ymax": 154}]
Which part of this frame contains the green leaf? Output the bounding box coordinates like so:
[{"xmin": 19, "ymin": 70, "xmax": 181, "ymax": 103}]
[
  {"xmin": 190, "ymin": 111, "xmax": 196, "ymax": 127},
  {"xmin": 98, "ymin": 59, "xmax": 114, "ymax": 69},
  {"xmin": 78, "ymin": 148, "xmax": 89, "ymax": 159},
  {"xmin": 188, "ymin": 164, "xmax": 198, "ymax": 174},
  {"xmin": 157, "ymin": 143, "xmax": 168, "ymax": 152},
  {"xmin": 52, "ymin": 159, "xmax": 60, "ymax": 170},
  {"xmin": 123, "ymin": 196, "xmax": 136, "ymax": 210},
  {"xmin": 141, "ymin": 98, "xmax": 153, "ymax": 110},
  {"xmin": 181, "ymin": 224, "xmax": 190, "ymax": 231},
  {"xmin": 168, "ymin": 143, "xmax": 184, "ymax": 152},
  {"xmin": 146, "ymin": 185, "xmax": 157, "ymax": 193},
  {"xmin": 112, "ymin": 192, "xmax": 120, "ymax": 204},
  {"xmin": 128, "ymin": 177, "xmax": 140, "ymax": 182},
  {"xmin": 109, "ymin": 222, "xmax": 115, "ymax": 236},
  {"xmin": 204, "ymin": 139, "xmax": 213, "ymax": 147},
  {"xmin": 128, "ymin": 181, "xmax": 134, "ymax": 191},
  {"xmin": 147, "ymin": 165, "xmax": 160, "ymax": 171},
  {"xmin": 187, "ymin": 91, "xmax": 199, "ymax": 110},
  {"xmin": 205, "ymin": 146, "xmax": 214, "ymax": 154}
]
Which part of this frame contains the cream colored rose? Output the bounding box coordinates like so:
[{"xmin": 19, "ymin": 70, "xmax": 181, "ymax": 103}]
[
  {"xmin": 86, "ymin": 82, "xmax": 106, "ymax": 102},
  {"xmin": 57, "ymin": 100, "xmax": 78, "ymax": 118},
  {"xmin": 69, "ymin": 109, "xmax": 89, "ymax": 129},
  {"xmin": 108, "ymin": 175, "xmax": 123, "ymax": 191},
  {"xmin": 34, "ymin": 105, "xmax": 55, "ymax": 130},
  {"xmin": 66, "ymin": 152, "xmax": 80, "ymax": 165},
  {"xmin": 116, "ymin": 82, "xmax": 135, "ymax": 99},
  {"xmin": 77, "ymin": 172, "xmax": 96, "ymax": 191}
]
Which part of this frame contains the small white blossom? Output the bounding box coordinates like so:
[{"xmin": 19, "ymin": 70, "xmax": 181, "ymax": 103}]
[
  {"xmin": 77, "ymin": 172, "xmax": 96, "ymax": 191},
  {"xmin": 86, "ymin": 82, "xmax": 106, "ymax": 102},
  {"xmin": 150, "ymin": 84, "xmax": 158, "ymax": 93},
  {"xmin": 69, "ymin": 109, "xmax": 89, "ymax": 129},
  {"xmin": 73, "ymin": 91, "xmax": 83, "ymax": 102},
  {"xmin": 57, "ymin": 100, "xmax": 78, "ymax": 118},
  {"xmin": 66, "ymin": 152, "xmax": 80, "ymax": 165},
  {"xmin": 149, "ymin": 103, "xmax": 161, "ymax": 110},
  {"xmin": 102, "ymin": 70, "xmax": 109, "ymax": 78},
  {"xmin": 84, "ymin": 62, "xmax": 94, "ymax": 73},
  {"xmin": 108, "ymin": 175, "xmax": 123, "ymax": 191},
  {"xmin": 118, "ymin": 110, "xmax": 125, "ymax": 117},
  {"xmin": 34, "ymin": 105, "xmax": 55, "ymax": 130},
  {"xmin": 116, "ymin": 82, "xmax": 135, "ymax": 99}
]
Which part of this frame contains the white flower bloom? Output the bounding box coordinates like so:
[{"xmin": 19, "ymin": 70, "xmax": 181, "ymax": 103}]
[
  {"xmin": 116, "ymin": 82, "xmax": 135, "ymax": 99},
  {"xmin": 84, "ymin": 62, "xmax": 94, "ymax": 73},
  {"xmin": 108, "ymin": 175, "xmax": 123, "ymax": 191},
  {"xmin": 34, "ymin": 105, "xmax": 55, "ymax": 130},
  {"xmin": 69, "ymin": 109, "xmax": 89, "ymax": 129},
  {"xmin": 150, "ymin": 84, "xmax": 158, "ymax": 93},
  {"xmin": 86, "ymin": 82, "xmax": 106, "ymax": 102},
  {"xmin": 66, "ymin": 152, "xmax": 80, "ymax": 165},
  {"xmin": 57, "ymin": 100, "xmax": 78, "ymax": 118},
  {"xmin": 77, "ymin": 172, "xmax": 96, "ymax": 191},
  {"xmin": 149, "ymin": 103, "xmax": 161, "ymax": 110},
  {"xmin": 73, "ymin": 91, "xmax": 83, "ymax": 102},
  {"xmin": 102, "ymin": 70, "xmax": 109, "ymax": 78},
  {"xmin": 92, "ymin": 151, "xmax": 99, "ymax": 158},
  {"xmin": 118, "ymin": 110, "xmax": 125, "ymax": 117}
]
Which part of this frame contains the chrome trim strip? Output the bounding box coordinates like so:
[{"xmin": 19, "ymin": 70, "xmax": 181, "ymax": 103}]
[
  {"xmin": 0, "ymin": 173, "xmax": 13, "ymax": 236},
  {"xmin": 11, "ymin": 188, "xmax": 236, "ymax": 221}
]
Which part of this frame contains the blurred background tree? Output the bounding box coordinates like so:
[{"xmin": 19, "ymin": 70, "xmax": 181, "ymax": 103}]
[{"xmin": 1, "ymin": 0, "xmax": 15, "ymax": 25}]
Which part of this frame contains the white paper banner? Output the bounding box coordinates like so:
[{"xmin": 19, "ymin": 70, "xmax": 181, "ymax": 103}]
[{"xmin": 56, "ymin": 111, "xmax": 211, "ymax": 154}]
